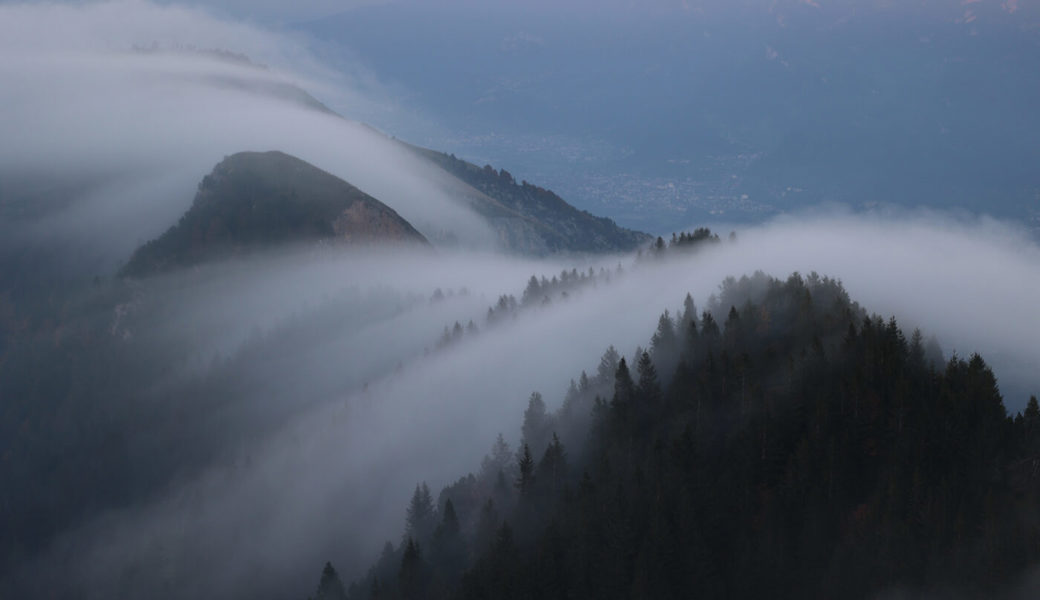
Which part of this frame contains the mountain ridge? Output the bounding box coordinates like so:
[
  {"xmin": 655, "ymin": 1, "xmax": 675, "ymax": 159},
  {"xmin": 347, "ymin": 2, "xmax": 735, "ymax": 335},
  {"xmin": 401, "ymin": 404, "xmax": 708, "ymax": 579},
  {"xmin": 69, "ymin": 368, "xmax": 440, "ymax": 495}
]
[
  {"xmin": 121, "ymin": 151, "xmax": 428, "ymax": 277},
  {"xmin": 402, "ymin": 142, "xmax": 652, "ymax": 254}
]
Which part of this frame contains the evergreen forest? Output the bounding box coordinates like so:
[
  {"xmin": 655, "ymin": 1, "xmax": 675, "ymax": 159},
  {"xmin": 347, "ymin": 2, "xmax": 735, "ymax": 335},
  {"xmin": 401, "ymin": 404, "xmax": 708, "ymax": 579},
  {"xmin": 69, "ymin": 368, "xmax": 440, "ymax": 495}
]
[{"xmin": 307, "ymin": 272, "xmax": 1040, "ymax": 600}]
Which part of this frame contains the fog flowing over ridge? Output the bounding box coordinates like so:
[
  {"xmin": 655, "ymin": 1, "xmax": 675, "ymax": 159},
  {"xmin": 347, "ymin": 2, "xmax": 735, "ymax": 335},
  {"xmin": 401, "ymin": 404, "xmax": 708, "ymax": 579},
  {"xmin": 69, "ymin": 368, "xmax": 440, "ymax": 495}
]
[
  {"xmin": 2, "ymin": 2, "xmax": 1040, "ymax": 599},
  {"xmin": 4, "ymin": 212, "xmax": 1038, "ymax": 599},
  {"xmin": 0, "ymin": 0, "xmax": 497, "ymax": 268}
]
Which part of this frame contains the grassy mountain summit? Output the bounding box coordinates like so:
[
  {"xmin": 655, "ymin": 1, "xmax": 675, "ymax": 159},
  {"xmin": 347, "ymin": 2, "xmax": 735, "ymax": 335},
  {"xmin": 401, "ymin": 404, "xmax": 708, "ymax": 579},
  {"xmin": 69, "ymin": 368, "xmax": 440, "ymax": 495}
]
[{"xmin": 121, "ymin": 151, "xmax": 428, "ymax": 277}]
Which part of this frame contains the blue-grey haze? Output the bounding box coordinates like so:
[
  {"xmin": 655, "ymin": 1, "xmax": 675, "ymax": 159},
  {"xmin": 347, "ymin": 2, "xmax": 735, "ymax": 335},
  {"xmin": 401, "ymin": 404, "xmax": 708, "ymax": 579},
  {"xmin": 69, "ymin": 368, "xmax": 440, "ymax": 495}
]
[{"xmin": 297, "ymin": 1, "xmax": 1040, "ymax": 234}]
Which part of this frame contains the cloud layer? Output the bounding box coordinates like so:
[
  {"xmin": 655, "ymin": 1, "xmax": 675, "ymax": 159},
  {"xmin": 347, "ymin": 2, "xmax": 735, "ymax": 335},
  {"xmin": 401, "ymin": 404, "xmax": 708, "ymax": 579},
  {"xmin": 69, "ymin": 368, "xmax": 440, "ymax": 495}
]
[
  {"xmin": 1, "ymin": 3, "xmax": 1038, "ymax": 599},
  {"xmin": 7, "ymin": 211, "xmax": 1037, "ymax": 599},
  {"xmin": 0, "ymin": 0, "xmax": 497, "ymax": 272}
]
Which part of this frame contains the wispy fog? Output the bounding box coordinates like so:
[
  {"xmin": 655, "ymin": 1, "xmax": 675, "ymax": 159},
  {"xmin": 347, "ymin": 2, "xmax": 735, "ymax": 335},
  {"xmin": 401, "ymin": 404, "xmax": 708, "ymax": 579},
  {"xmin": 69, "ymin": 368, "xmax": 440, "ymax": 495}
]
[
  {"xmin": 2, "ymin": 2, "xmax": 1039, "ymax": 599},
  {"xmin": 5, "ymin": 211, "xmax": 1036, "ymax": 599},
  {"xmin": 0, "ymin": 0, "xmax": 497, "ymax": 270}
]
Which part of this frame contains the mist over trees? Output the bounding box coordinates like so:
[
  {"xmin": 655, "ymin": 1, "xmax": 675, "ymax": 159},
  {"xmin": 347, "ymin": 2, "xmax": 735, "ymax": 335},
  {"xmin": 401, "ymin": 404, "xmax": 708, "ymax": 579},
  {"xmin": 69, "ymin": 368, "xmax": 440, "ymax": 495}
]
[
  {"xmin": 1, "ymin": 4, "xmax": 1039, "ymax": 597},
  {"xmin": 324, "ymin": 272, "xmax": 1040, "ymax": 600},
  {"xmin": 4, "ymin": 185, "xmax": 1040, "ymax": 600},
  {"xmin": 6, "ymin": 221, "xmax": 1040, "ymax": 598}
]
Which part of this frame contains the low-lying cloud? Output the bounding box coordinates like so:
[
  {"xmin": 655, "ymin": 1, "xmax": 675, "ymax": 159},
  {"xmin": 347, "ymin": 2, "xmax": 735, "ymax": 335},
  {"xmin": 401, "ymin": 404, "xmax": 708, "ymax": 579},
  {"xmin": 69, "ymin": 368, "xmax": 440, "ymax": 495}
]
[
  {"xmin": 2, "ymin": 2, "xmax": 1039, "ymax": 599},
  {"xmin": 0, "ymin": 0, "xmax": 497, "ymax": 271},
  {"xmin": 6, "ymin": 212, "xmax": 1038, "ymax": 599}
]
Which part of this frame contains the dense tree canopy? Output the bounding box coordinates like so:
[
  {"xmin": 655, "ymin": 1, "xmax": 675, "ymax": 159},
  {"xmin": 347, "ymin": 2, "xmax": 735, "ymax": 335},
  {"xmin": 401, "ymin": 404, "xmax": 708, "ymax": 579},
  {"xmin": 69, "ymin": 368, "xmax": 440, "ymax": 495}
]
[{"xmin": 316, "ymin": 271, "xmax": 1040, "ymax": 600}]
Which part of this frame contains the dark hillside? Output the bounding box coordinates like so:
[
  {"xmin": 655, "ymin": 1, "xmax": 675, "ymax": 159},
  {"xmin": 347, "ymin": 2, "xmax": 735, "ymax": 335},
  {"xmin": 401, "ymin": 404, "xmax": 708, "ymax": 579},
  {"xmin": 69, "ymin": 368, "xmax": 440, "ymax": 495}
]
[
  {"xmin": 328, "ymin": 272, "xmax": 1040, "ymax": 600},
  {"xmin": 407, "ymin": 145, "xmax": 651, "ymax": 254},
  {"xmin": 122, "ymin": 151, "xmax": 427, "ymax": 277}
]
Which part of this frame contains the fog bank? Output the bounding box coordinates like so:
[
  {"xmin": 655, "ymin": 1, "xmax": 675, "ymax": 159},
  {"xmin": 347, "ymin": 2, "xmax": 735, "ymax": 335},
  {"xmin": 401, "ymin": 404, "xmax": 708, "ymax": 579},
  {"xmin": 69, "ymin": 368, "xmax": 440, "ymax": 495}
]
[
  {"xmin": 0, "ymin": 0, "xmax": 498, "ymax": 270},
  {"xmin": 5, "ymin": 212, "xmax": 1036, "ymax": 598}
]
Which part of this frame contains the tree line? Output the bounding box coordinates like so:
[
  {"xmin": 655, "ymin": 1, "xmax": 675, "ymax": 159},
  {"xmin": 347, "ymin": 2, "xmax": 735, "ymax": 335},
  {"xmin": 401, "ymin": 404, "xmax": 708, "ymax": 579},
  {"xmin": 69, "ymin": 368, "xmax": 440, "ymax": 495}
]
[{"xmin": 307, "ymin": 271, "xmax": 1040, "ymax": 600}]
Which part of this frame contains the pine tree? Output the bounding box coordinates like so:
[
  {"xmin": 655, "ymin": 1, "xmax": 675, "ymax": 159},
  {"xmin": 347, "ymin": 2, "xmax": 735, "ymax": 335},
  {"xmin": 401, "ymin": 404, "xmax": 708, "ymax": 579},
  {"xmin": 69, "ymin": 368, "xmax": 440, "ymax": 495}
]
[
  {"xmin": 480, "ymin": 433, "xmax": 513, "ymax": 483},
  {"xmin": 723, "ymin": 305, "xmax": 742, "ymax": 350},
  {"xmin": 405, "ymin": 483, "xmax": 436, "ymax": 545},
  {"xmin": 522, "ymin": 392, "xmax": 552, "ymax": 454},
  {"xmin": 651, "ymin": 310, "xmax": 679, "ymax": 383},
  {"xmin": 522, "ymin": 275, "xmax": 542, "ymax": 306},
  {"xmin": 636, "ymin": 351, "xmax": 661, "ymax": 406},
  {"xmin": 370, "ymin": 541, "xmax": 397, "ymax": 590},
  {"xmin": 471, "ymin": 498, "xmax": 501, "ymax": 562},
  {"xmin": 597, "ymin": 346, "xmax": 621, "ymax": 385},
  {"xmin": 561, "ymin": 379, "xmax": 580, "ymax": 420},
  {"xmin": 908, "ymin": 328, "xmax": 926, "ymax": 371},
  {"xmin": 516, "ymin": 443, "xmax": 536, "ymax": 497},
  {"xmin": 679, "ymin": 293, "xmax": 697, "ymax": 333},
  {"xmin": 398, "ymin": 538, "xmax": 428, "ymax": 600},
  {"xmin": 431, "ymin": 499, "xmax": 466, "ymax": 584},
  {"xmin": 493, "ymin": 469, "xmax": 512, "ymax": 509},
  {"xmin": 612, "ymin": 357, "xmax": 635, "ymax": 416},
  {"xmin": 538, "ymin": 433, "xmax": 568, "ymax": 497},
  {"xmin": 1023, "ymin": 396, "xmax": 1040, "ymax": 455},
  {"xmin": 578, "ymin": 371, "xmax": 591, "ymax": 393},
  {"xmin": 440, "ymin": 499, "xmax": 460, "ymax": 535},
  {"xmin": 700, "ymin": 311, "xmax": 720, "ymax": 340},
  {"xmin": 315, "ymin": 561, "xmax": 348, "ymax": 600}
]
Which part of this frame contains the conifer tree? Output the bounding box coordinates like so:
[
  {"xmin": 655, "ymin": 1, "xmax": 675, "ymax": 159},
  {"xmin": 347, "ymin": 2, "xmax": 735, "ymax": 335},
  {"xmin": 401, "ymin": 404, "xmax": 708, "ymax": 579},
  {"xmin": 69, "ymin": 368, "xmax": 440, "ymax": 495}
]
[
  {"xmin": 636, "ymin": 351, "xmax": 661, "ymax": 406},
  {"xmin": 597, "ymin": 346, "xmax": 621, "ymax": 385},
  {"xmin": 1024, "ymin": 396, "xmax": 1040, "ymax": 454},
  {"xmin": 651, "ymin": 310, "xmax": 679, "ymax": 383},
  {"xmin": 536, "ymin": 430, "xmax": 569, "ymax": 494},
  {"xmin": 612, "ymin": 357, "xmax": 635, "ymax": 414},
  {"xmin": 431, "ymin": 499, "xmax": 466, "ymax": 584},
  {"xmin": 315, "ymin": 561, "xmax": 348, "ymax": 600},
  {"xmin": 516, "ymin": 443, "xmax": 535, "ymax": 497},
  {"xmin": 522, "ymin": 275, "xmax": 542, "ymax": 306},
  {"xmin": 700, "ymin": 311, "xmax": 720, "ymax": 339},
  {"xmin": 522, "ymin": 392, "xmax": 552, "ymax": 453},
  {"xmin": 405, "ymin": 483, "xmax": 436, "ymax": 545},
  {"xmin": 679, "ymin": 293, "xmax": 697, "ymax": 333},
  {"xmin": 472, "ymin": 499, "xmax": 500, "ymax": 558},
  {"xmin": 578, "ymin": 371, "xmax": 591, "ymax": 393},
  {"xmin": 398, "ymin": 538, "xmax": 427, "ymax": 600},
  {"xmin": 480, "ymin": 433, "xmax": 513, "ymax": 483}
]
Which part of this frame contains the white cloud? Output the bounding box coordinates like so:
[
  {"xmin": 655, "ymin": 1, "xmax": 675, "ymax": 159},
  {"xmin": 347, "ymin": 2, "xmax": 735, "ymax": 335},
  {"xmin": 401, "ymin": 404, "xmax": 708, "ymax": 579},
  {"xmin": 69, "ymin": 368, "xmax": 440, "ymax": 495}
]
[
  {"xmin": 0, "ymin": 0, "xmax": 499, "ymax": 265},
  {"xmin": 2, "ymin": 3, "xmax": 1039, "ymax": 599},
  {"xmin": 9, "ymin": 211, "xmax": 1039, "ymax": 599}
]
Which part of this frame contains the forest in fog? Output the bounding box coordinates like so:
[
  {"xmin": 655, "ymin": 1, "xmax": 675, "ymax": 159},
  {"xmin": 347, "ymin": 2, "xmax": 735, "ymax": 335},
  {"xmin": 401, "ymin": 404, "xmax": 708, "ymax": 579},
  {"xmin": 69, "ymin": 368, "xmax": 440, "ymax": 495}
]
[
  {"xmin": 310, "ymin": 252, "xmax": 1040, "ymax": 600},
  {"xmin": 2, "ymin": 1, "xmax": 1040, "ymax": 599}
]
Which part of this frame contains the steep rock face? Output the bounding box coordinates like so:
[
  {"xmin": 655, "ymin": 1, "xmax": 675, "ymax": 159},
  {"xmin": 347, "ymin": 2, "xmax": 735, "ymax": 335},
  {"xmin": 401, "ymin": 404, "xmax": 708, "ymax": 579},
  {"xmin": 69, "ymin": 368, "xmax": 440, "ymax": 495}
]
[{"xmin": 121, "ymin": 151, "xmax": 427, "ymax": 277}]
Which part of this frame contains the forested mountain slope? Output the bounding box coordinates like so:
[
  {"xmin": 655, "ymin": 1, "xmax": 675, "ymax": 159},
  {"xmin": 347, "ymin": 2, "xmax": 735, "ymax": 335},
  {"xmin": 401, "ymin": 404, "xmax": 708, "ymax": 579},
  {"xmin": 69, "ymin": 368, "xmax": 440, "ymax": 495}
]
[
  {"xmin": 312, "ymin": 271, "xmax": 1040, "ymax": 600},
  {"xmin": 405, "ymin": 144, "xmax": 651, "ymax": 254}
]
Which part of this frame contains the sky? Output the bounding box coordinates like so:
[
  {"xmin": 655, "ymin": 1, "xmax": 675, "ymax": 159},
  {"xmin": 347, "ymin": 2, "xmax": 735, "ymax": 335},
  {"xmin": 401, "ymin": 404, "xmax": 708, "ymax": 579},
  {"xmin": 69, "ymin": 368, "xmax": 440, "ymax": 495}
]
[
  {"xmin": 1, "ymin": 1, "xmax": 1039, "ymax": 598},
  {"xmin": 274, "ymin": 0, "xmax": 1039, "ymax": 232}
]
